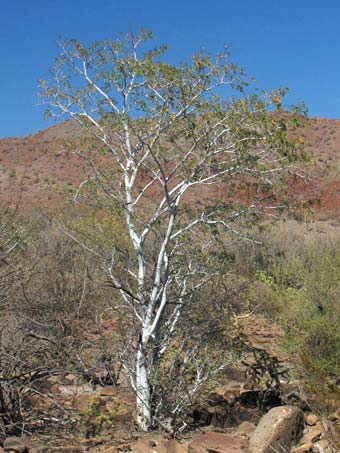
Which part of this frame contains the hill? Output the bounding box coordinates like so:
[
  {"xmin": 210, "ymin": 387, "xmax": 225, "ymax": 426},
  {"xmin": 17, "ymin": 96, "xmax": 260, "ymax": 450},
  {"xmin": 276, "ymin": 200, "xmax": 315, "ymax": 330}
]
[{"xmin": 1, "ymin": 117, "xmax": 340, "ymax": 220}]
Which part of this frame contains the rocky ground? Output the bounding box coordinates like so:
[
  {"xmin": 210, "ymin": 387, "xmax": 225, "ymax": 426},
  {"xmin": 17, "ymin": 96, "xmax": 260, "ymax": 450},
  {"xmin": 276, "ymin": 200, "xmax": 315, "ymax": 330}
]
[
  {"xmin": 0, "ymin": 398, "xmax": 335, "ymax": 452},
  {"xmin": 1, "ymin": 379, "xmax": 336, "ymax": 453},
  {"xmin": 1, "ymin": 315, "xmax": 339, "ymax": 453}
]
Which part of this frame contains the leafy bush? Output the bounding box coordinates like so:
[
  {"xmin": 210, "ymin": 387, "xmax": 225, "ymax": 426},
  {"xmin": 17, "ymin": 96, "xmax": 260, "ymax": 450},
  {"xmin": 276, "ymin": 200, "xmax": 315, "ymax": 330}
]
[{"xmin": 257, "ymin": 241, "xmax": 340, "ymax": 411}]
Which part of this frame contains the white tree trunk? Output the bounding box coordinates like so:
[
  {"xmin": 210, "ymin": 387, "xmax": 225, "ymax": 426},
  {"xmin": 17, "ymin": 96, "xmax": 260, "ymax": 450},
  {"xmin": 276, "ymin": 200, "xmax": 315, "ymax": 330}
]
[
  {"xmin": 136, "ymin": 339, "xmax": 152, "ymax": 431},
  {"xmin": 42, "ymin": 34, "xmax": 301, "ymax": 432}
]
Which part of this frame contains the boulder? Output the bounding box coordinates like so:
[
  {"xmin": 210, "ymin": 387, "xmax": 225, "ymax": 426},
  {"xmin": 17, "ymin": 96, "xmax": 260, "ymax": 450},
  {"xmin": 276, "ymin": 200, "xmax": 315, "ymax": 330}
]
[
  {"xmin": 3, "ymin": 438, "xmax": 27, "ymax": 453},
  {"xmin": 188, "ymin": 432, "xmax": 247, "ymax": 453},
  {"xmin": 249, "ymin": 405, "xmax": 304, "ymax": 453}
]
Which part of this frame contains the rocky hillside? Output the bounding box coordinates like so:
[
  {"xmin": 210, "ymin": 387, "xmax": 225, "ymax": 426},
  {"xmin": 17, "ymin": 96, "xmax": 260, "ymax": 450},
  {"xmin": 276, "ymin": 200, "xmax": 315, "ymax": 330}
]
[{"xmin": 1, "ymin": 117, "xmax": 340, "ymax": 219}]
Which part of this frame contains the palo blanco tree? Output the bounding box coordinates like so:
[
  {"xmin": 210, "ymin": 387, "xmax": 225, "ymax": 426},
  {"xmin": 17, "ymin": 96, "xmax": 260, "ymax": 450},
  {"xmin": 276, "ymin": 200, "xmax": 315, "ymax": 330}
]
[{"xmin": 40, "ymin": 30, "xmax": 304, "ymax": 431}]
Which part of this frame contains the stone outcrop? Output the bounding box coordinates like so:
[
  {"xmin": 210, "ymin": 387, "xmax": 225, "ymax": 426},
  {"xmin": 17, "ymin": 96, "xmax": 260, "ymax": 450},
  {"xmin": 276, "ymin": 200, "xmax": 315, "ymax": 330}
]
[
  {"xmin": 249, "ymin": 405, "xmax": 304, "ymax": 453},
  {"xmin": 3, "ymin": 437, "xmax": 27, "ymax": 452},
  {"xmin": 188, "ymin": 432, "xmax": 247, "ymax": 453}
]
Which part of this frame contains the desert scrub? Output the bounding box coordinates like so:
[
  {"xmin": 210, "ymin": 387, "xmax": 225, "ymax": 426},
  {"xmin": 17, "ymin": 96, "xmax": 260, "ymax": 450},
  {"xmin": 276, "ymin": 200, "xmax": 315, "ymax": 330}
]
[
  {"xmin": 76, "ymin": 395, "xmax": 128, "ymax": 438},
  {"xmin": 259, "ymin": 242, "xmax": 340, "ymax": 381}
]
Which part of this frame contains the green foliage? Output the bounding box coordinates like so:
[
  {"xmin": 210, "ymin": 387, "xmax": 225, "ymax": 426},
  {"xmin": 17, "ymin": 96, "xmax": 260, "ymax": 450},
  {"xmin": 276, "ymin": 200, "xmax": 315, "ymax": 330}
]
[
  {"xmin": 76, "ymin": 395, "xmax": 128, "ymax": 438},
  {"xmin": 259, "ymin": 243, "xmax": 340, "ymax": 381}
]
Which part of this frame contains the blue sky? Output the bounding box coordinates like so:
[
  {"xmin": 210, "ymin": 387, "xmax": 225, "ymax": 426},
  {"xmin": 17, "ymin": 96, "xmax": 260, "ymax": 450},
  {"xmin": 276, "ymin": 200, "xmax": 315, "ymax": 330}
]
[{"xmin": 1, "ymin": 0, "xmax": 340, "ymax": 137}]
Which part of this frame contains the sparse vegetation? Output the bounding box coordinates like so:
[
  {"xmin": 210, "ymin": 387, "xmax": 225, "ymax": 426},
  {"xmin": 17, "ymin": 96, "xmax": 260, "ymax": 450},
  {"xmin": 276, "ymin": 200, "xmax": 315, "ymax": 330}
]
[
  {"xmin": 247, "ymin": 235, "xmax": 340, "ymax": 420},
  {"xmin": 2, "ymin": 25, "xmax": 340, "ymax": 451}
]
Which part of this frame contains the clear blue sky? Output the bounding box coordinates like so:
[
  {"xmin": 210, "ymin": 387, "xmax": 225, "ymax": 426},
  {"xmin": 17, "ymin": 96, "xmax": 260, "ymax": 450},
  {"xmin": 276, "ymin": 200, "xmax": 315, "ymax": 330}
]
[{"xmin": 1, "ymin": 0, "xmax": 340, "ymax": 137}]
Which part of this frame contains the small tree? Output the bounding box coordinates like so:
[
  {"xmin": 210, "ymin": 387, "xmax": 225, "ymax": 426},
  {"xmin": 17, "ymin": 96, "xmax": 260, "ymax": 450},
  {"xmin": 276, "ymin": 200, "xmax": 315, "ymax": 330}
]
[{"xmin": 40, "ymin": 30, "xmax": 304, "ymax": 431}]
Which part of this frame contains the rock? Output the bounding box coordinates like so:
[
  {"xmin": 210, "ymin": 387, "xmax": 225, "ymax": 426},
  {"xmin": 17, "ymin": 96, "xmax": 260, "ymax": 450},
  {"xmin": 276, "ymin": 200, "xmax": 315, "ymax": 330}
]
[
  {"xmin": 235, "ymin": 421, "xmax": 256, "ymax": 439},
  {"xmin": 3, "ymin": 438, "xmax": 26, "ymax": 453},
  {"xmin": 317, "ymin": 439, "xmax": 330, "ymax": 448},
  {"xmin": 314, "ymin": 439, "xmax": 331, "ymax": 452},
  {"xmin": 314, "ymin": 421, "xmax": 326, "ymax": 432},
  {"xmin": 58, "ymin": 384, "xmax": 94, "ymax": 396},
  {"xmin": 3, "ymin": 439, "xmax": 81, "ymax": 453},
  {"xmin": 188, "ymin": 432, "xmax": 247, "ymax": 453},
  {"xmin": 3, "ymin": 438, "xmax": 49, "ymax": 453},
  {"xmin": 135, "ymin": 435, "xmax": 168, "ymax": 453},
  {"xmin": 29, "ymin": 446, "xmax": 51, "ymax": 453},
  {"xmin": 101, "ymin": 444, "xmax": 130, "ymax": 453},
  {"xmin": 249, "ymin": 406, "xmax": 304, "ymax": 453},
  {"xmin": 291, "ymin": 442, "xmax": 314, "ymax": 452},
  {"xmin": 50, "ymin": 448, "xmax": 83, "ymax": 452},
  {"xmin": 100, "ymin": 386, "xmax": 117, "ymax": 397},
  {"xmin": 305, "ymin": 413, "xmax": 319, "ymax": 426},
  {"xmin": 135, "ymin": 436, "xmax": 187, "ymax": 453},
  {"xmin": 299, "ymin": 422, "xmax": 325, "ymax": 444},
  {"xmin": 300, "ymin": 430, "xmax": 322, "ymax": 443},
  {"xmin": 136, "ymin": 434, "xmax": 188, "ymax": 453},
  {"xmin": 164, "ymin": 439, "xmax": 188, "ymax": 453},
  {"xmin": 64, "ymin": 374, "xmax": 77, "ymax": 383}
]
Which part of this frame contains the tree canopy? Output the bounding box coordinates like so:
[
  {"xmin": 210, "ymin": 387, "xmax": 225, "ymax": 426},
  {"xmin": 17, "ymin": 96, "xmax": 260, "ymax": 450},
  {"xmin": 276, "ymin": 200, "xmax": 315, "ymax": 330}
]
[{"xmin": 40, "ymin": 30, "xmax": 305, "ymax": 431}]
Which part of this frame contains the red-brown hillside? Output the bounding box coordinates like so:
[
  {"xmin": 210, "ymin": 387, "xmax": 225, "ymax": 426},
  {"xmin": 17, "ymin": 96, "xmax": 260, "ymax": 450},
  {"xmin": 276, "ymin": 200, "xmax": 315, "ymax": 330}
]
[{"xmin": 0, "ymin": 117, "xmax": 339, "ymax": 218}]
